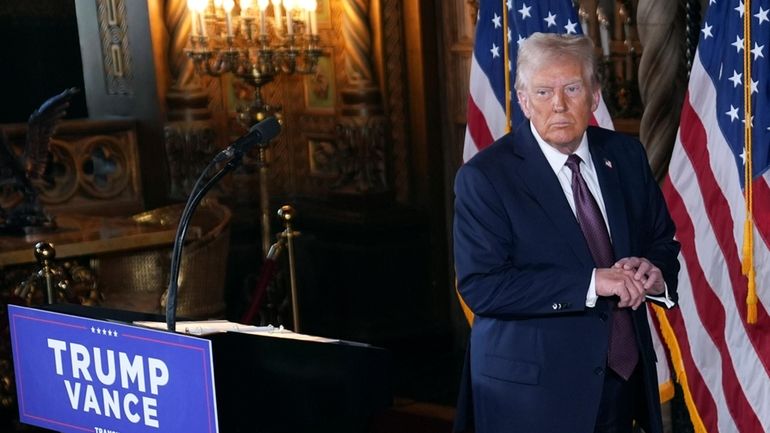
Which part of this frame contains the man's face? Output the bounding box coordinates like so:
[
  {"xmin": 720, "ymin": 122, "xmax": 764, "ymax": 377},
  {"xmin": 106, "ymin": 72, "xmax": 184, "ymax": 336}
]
[{"xmin": 516, "ymin": 58, "xmax": 600, "ymax": 154}]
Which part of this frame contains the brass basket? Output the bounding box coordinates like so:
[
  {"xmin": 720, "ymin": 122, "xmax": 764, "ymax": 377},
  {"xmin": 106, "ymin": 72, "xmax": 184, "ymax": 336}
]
[{"xmin": 92, "ymin": 199, "xmax": 231, "ymax": 319}]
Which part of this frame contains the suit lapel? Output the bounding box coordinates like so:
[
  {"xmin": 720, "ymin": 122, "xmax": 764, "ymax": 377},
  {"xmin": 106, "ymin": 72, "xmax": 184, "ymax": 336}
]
[
  {"xmin": 587, "ymin": 129, "xmax": 631, "ymax": 260},
  {"xmin": 510, "ymin": 124, "xmax": 595, "ymax": 269}
]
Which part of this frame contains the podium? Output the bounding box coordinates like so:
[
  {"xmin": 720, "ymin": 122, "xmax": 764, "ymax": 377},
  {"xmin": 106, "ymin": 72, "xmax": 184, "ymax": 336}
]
[{"xmin": 11, "ymin": 304, "xmax": 392, "ymax": 433}]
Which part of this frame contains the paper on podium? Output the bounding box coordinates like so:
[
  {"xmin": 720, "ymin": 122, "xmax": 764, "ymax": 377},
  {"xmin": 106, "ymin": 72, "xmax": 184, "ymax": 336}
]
[{"xmin": 133, "ymin": 319, "xmax": 340, "ymax": 343}]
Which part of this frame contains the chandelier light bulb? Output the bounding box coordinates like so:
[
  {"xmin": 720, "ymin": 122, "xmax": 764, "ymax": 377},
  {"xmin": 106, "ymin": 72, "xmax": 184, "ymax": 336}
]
[
  {"xmin": 191, "ymin": 0, "xmax": 208, "ymax": 13},
  {"xmin": 257, "ymin": 0, "xmax": 270, "ymax": 11},
  {"xmin": 306, "ymin": 0, "xmax": 317, "ymax": 34},
  {"xmin": 271, "ymin": 0, "xmax": 283, "ymax": 34}
]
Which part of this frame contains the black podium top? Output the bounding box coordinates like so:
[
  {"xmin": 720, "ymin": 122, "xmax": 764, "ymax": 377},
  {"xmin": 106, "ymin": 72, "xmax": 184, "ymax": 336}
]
[{"xmin": 41, "ymin": 304, "xmax": 392, "ymax": 433}]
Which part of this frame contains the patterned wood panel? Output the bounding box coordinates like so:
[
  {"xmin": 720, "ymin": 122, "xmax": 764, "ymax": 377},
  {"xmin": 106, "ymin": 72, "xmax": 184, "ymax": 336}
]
[
  {"xmin": 1, "ymin": 119, "xmax": 143, "ymax": 216},
  {"xmin": 381, "ymin": 0, "xmax": 408, "ymax": 203},
  {"xmin": 96, "ymin": 0, "xmax": 133, "ymax": 95}
]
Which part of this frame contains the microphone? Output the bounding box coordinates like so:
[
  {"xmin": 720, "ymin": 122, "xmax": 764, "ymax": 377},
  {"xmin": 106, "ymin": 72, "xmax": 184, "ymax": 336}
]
[
  {"xmin": 165, "ymin": 116, "xmax": 281, "ymax": 331},
  {"xmin": 214, "ymin": 117, "xmax": 282, "ymax": 162}
]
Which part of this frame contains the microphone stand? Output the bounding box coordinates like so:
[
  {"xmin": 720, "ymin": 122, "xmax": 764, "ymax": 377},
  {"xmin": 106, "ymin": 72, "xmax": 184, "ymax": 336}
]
[
  {"xmin": 165, "ymin": 153, "xmax": 243, "ymax": 332},
  {"xmin": 165, "ymin": 117, "xmax": 281, "ymax": 331}
]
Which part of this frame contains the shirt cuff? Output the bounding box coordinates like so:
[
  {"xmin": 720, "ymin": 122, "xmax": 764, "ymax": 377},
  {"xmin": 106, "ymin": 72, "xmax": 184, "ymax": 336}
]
[
  {"xmin": 586, "ymin": 269, "xmax": 598, "ymax": 307},
  {"xmin": 586, "ymin": 271, "xmax": 675, "ymax": 309},
  {"xmin": 645, "ymin": 282, "xmax": 675, "ymax": 308}
]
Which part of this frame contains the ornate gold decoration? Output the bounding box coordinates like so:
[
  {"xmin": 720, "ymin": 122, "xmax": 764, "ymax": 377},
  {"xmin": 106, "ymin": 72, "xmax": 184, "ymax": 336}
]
[
  {"xmin": 96, "ymin": 0, "xmax": 133, "ymax": 95},
  {"xmin": 186, "ymin": 0, "xmax": 322, "ymax": 127}
]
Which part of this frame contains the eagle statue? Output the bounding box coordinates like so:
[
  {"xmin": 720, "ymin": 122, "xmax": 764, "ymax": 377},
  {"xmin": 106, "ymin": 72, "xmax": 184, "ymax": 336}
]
[{"xmin": 0, "ymin": 87, "xmax": 79, "ymax": 234}]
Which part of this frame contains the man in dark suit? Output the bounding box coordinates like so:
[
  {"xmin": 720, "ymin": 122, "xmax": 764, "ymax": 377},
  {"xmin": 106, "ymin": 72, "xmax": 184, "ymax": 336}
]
[{"xmin": 453, "ymin": 33, "xmax": 680, "ymax": 433}]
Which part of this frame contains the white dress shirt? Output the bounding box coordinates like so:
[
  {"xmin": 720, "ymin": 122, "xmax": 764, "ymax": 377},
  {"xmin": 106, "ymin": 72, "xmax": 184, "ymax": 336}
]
[{"xmin": 529, "ymin": 123, "xmax": 674, "ymax": 308}]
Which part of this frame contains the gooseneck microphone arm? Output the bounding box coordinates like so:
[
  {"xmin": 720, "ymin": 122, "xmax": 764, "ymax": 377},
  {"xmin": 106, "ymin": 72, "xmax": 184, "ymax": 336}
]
[
  {"xmin": 165, "ymin": 117, "xmax": 281, "ymax": 332},
  {"xmin": 165, "ymin": 157, "xmax": 239, "ymax": 331}
]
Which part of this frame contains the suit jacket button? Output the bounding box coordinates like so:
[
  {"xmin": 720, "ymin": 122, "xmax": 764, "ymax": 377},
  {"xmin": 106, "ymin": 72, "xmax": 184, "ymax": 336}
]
[{"xmin": 594, "ymin": 367, "xmax": 604, "ymax": 375}]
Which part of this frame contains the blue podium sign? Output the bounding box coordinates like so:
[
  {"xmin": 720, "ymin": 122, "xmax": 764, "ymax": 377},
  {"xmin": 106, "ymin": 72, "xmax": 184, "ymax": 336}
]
[{"xmin": 8, "ymin": 305, "xmax": 218, "ymax": 433}]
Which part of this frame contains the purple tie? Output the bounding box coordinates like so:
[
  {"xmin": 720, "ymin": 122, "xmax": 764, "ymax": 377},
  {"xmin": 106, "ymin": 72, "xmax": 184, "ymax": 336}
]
[{"xmin": 565, "ymin": 154, "xmax": 638, "ymax": 380}]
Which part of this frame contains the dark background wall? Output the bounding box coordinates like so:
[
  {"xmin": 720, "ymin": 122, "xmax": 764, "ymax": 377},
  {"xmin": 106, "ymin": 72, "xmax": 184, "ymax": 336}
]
[{"xmin": 0, "ymin": 1, "xmax": 88, "ymax": 123}]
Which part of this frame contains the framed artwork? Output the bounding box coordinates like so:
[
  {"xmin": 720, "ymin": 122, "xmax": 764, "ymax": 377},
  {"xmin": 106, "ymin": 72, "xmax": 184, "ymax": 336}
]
[
  {"xmin": 304, "ymin": 56, "xmax": 335, "ymax": 113},
  {"xmin": 307, "ymin": 135, "xmax": 339, "ymax": 178}
]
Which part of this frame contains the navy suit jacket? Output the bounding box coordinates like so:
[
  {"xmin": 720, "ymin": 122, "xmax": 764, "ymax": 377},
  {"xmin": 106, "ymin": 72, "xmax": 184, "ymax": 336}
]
[{"xmin": 453, "ymin": 123, "xmax": 680, "ymax": 433}]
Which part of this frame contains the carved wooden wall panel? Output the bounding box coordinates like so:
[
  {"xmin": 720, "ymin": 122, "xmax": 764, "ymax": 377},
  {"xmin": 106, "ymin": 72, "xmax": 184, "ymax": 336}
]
[
  {"xmin": 438, "ymin": 0, "xmax": 475, "ymax": 174},
  {"xmin": 381, "ymin": 0, "xmax": 408, "ymax": 203},
  {"xmin": 1, "ymin": 119, "xmax": 143, "ymax": 216}
]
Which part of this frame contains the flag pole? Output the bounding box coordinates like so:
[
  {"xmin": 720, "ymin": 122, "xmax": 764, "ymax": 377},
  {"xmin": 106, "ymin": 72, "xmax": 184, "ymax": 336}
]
[
  {"xmin": 742, "ymin": 0, "xmax": 757, "ymax": 324},
  {"xmin": 502, "ymin": 0, "xmax": 512, "ymax": 132}
]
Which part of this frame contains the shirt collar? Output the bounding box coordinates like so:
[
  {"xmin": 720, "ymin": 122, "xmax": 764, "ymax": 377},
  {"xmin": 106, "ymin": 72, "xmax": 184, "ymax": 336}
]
[{"xmin": 529, "ymin": 121, "xmax": 592, "ymax": 176}]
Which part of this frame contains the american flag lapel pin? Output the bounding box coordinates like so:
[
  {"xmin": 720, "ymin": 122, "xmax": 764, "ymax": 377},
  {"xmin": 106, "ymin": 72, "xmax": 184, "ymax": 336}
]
[{"xmin": 604, "ymin": 158, "xmax": 613, "ymax": 169}]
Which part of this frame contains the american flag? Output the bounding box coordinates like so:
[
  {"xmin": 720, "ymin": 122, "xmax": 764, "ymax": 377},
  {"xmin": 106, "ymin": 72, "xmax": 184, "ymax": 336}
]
[
  {"xmin": 463, "ymin": 0, "xmax": 613, "ymax": 161},
  {"xmin": 461, "ymin": 0, "xmax": 673, "ymax": 401},
  {"xmin": 658, "ymin": 0, "xmax": 770, "ymax": 431}
]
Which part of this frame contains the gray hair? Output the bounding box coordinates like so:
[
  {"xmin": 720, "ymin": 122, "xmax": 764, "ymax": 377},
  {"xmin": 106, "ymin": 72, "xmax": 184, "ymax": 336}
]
[{"xmin": 514, "ymin": 33, "xmax": 599, "ymax": 92}]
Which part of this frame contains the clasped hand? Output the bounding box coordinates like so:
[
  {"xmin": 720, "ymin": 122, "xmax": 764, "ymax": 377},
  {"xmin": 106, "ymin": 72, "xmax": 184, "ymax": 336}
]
[{"xmin": 595, "ymin": 257, "xmax": 665, "ymax": 310}]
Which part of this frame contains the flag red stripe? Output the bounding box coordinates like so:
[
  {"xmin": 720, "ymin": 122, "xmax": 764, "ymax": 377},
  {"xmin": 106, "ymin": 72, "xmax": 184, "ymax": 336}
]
[
  {"xmin": 663, "ymin": 175, "xmax": 764, "ymax": 432},
  {"xmin": 679, "ymin": 100, "xmax": 770, "ymax": 340},
  {"xmin": 753, "ymin": 177, "xmax": 770, "ymax": 249},
  {"xmin": 655, "ymin": 177, "xmax": 721, "ymax": 431},
  {"xmin": 466, "ymin": 96, "xmax": 495, "ymax": 153}
]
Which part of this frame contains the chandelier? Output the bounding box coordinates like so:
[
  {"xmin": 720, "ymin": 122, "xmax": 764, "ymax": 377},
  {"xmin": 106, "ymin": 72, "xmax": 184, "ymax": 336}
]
[{"xmin": 186, "ymin": 0, "xmax": 322, "ymax": 127}]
